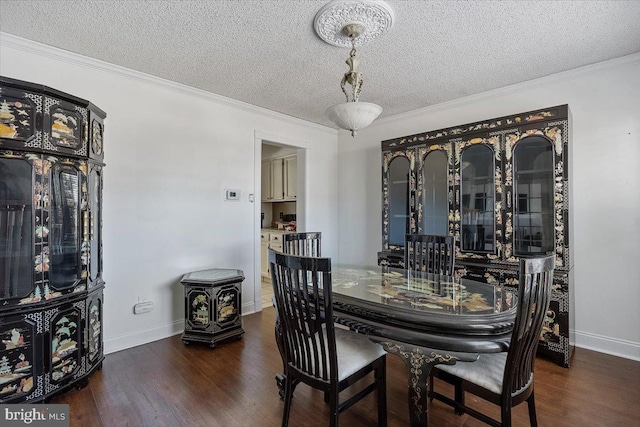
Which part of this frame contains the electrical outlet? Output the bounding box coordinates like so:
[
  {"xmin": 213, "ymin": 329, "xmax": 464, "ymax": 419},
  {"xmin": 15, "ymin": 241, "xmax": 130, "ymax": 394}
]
[
  {"xmin": 133, "ymin": 301, "xmax": 154, "ymax": 314},
  {"xmin": 279, "ymin": 212, "xmax": 283, "ymax": 219}
]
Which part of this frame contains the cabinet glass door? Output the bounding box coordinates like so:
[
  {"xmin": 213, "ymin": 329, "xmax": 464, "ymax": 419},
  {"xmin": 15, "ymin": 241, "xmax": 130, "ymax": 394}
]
[
  {"xmin": 460, "ymin": 145, "xmax": 495, "ymax": 252},
  {"xmin": 421, "ymin": 151, "xmax": 449, "ymax": 235},
  {"xmin": 49, "ymin": 165, "xmax": 81, "ymax": 290},
  {"xmin": 388, "ymin": 156, "xmax": 411, "ymax": 247},
  {"xmin": 0, "ymin": 157, "xmax": 33, "ymax": 300},
  {"xmin": 88, "ymin": 166, "xmax": 102, "ymax": 284},
  {"xmin": 513, "ymin": 136, "xmax": 554, "ymax": 255}
]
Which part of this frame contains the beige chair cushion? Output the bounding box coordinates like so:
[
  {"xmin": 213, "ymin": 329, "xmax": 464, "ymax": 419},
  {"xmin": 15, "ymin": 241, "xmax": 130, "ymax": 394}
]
[
  {"xmin": 436, "ymin": 352, "xmax": 507, "ymax": 395},
  {"xmin": 436, "ymin": 352, "xmax": 533, "ymax": 397},
  {"xmin": 334, "ymin": 328, "xmax": 386, "ymax": 381}
]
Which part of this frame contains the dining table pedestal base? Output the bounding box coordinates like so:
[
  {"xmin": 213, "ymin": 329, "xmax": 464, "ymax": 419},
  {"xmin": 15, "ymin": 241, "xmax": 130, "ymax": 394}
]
[{"xmin": 370, "ymin": 337, "xmax": 478, "ymax": 427}]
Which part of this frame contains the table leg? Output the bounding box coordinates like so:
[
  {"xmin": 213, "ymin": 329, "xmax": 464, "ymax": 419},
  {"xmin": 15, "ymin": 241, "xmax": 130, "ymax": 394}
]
[{"xmin": 371, "ymin": 337, "xmax": 477, "ymax": 427}]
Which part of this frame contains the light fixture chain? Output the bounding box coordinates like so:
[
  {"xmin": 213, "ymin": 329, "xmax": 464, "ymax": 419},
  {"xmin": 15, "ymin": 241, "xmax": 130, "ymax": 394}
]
[{"xmin": 340, "ymin": 34, "xmax": 364, "ymax": 103}]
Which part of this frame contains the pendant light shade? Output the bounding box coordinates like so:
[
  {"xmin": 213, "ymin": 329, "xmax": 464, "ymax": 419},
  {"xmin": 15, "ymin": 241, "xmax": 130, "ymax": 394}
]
[{"xmin": 325, "ymin": 102, "xmax": 382, "ymax": 137}]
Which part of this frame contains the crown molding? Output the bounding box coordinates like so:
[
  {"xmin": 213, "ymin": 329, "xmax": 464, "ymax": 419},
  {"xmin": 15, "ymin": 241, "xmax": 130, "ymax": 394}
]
[
  {"xmin": 372, "ymin": 51, "xmax": 640, "ymax": 127},
  {"xmin": 0, "ymin": 32, "xmax": 338, "ymax": 136}
]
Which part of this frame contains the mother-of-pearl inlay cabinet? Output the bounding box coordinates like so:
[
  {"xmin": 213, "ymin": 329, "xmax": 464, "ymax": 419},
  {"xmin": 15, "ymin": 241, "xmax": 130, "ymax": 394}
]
[
  {"xmin": 378, "ymin": 105, "xmax": 573, "ymax": 367},
  {"xmin": 0, "ymin": 76, "xmax": 106, "ymax": 401}
]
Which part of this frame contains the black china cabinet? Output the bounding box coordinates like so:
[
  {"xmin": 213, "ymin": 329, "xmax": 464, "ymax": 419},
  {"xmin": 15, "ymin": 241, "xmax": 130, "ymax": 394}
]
[
  {"xmin": 379, "ymin": 105, "xmax": 573, "ymax": 367},
  {"xmin": 0, "ymin": 76, "xmax": 106, "ymax": 402}
]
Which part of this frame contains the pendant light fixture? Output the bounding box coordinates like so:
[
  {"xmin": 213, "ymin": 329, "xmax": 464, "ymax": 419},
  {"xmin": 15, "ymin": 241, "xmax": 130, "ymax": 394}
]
[{"xmin": 314, "ymin": 0, "xmax": 394, "ymax": 137}]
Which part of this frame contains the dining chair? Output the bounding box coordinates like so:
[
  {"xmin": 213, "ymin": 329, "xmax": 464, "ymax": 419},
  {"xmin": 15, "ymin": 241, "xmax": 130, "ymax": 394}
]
[
  {"xmin": 269, "ymin": 249, "xmax": 387, "ymax": 427},
  {"xmin": 429, "ymin": 253, "xmax": 556, "ymax": 427},
  {"xmin": 404, "ymin": 234, "xmax": 455, "ymax": 276},
  {"xmin": 283, "ymin": 232, "xmax": 322, "ymax": 256},
  {"xmin": 274, "ymin": 232, "xmax": 322, "ymax": 392}
]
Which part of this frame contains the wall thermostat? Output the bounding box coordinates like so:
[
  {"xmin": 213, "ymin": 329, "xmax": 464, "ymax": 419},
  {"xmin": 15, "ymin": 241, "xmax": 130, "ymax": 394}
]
[{"xmin": 225, "ymin": 189, "xmax": 241, "ymax": 201}]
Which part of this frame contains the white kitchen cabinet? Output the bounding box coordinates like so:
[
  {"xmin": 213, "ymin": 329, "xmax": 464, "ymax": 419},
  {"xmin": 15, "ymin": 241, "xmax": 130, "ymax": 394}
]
[
  {"xmin": 260, "ymin": 231, "xmax": 288, "ymax": 278},
  {"xmin": 261, "ymin": 155, "xmax": 296, "ymax": 202},
  {"xmin": 269, "ymin": 232, "xmax": 284, "ymax": 251},
  {"xmin": 261, "ymin": 160, "xmax": 271, "ymax": 202},
  {"xmin": 260, "ymin": 232, "xmax": 270, "ymax": 278},
  {"xmin": 284, "ymin": 155, "xmax": 297, "ymax": 200},
  {"xmin": 271, "ymin": 158, "xmax": 284, "ymax": 201}
]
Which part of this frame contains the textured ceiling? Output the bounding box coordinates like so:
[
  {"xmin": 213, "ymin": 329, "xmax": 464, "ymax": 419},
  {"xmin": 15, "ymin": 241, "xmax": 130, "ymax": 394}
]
[{"xmin": 2, "ymin": 1, "xmax": 640, "ymax": 128}]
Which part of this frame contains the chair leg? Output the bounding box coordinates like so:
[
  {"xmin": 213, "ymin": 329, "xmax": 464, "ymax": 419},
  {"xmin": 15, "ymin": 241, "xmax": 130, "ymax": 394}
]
[
  {"xmin": 281, "ymin": 372, "xmax": 294, "ymax": 427},
  {"xmin": 376, "ymin": 359, "xmax": 387, "ymax": 427},
  {"xmin": 501, "ymin": 404, "xmax": 512, "ymax": 427},
  {"xmin": 329, "ymin": 387, "xmax": 339, "ymax": 427},
  {"xmin": 527, "ymin": 393, "xmax": 538, "ymax": 427}
]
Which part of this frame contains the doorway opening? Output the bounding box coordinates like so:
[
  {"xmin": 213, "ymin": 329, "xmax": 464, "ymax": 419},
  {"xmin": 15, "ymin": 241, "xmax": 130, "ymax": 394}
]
[{"xmin": 254, "ymin": 135, "xmax": 306, "ymax": 313}]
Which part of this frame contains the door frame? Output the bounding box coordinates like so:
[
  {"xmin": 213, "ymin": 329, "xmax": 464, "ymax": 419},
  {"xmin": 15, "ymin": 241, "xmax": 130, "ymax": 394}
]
[{"xmin": 253, "ymin": 131, "xmax": 307, "ymax": 312}]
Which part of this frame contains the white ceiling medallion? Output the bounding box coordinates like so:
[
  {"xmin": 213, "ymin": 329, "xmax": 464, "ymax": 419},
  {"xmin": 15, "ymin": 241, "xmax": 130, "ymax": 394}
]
[
  {"xmin": 314, "ymin": 0, "xmax": 395, "ymax": 48},
  {"xmin": 315, "ymin": 0, "xmax": 393, "ymax": 137}
]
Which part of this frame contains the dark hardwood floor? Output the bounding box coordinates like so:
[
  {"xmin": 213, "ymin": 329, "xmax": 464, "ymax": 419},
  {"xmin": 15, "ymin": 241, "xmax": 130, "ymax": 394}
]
[{"xmin": 52, "ymin": 308, "xmax": 640, "ymax": 426}]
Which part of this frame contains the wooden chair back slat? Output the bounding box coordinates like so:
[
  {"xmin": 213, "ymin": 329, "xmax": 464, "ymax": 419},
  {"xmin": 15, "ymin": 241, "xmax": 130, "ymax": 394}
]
[
  {"xmin": 283, "ymin": 232, "xmax": 322, "ymax": 257},
  {"xmin": 404, "ymin": 234, "xmax": 455, "ymax": 276}
]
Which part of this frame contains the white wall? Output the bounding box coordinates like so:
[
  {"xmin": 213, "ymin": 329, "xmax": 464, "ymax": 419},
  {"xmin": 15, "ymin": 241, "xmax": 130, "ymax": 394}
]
[
  {"xmin": 337, "ymin": 54, "xmax": 640, "ymax": 361},
  {"xmin": 0, "ymin": 34, "xmax": 339, "ymax": 354}
]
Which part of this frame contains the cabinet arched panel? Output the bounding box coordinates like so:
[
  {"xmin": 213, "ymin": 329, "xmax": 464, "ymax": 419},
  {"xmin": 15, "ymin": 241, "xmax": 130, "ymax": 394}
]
[
  {"xmin": 512, "ymin": 136, "xmax": 555, "ymax": 256},
  {"xmin": 459, "ymin": 144, "xmax": 496, "ymax": 253},
  {"xmin": 453, "ymin": 136, "xmax": 502, "ymax": 262},
  {"xmin": 382, "ymin": 150, "xmax": 415, "ymax": 253},
  {"xmin": 417, "ymin": 144, "xmax": 451, "ymax": 237},
  {"xmin": 504, "ymin": 122, "xmax": 569, "ymax": 270}
]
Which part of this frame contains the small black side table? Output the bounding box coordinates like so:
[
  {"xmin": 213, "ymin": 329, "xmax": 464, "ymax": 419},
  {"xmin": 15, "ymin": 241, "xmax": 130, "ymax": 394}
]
[{"xmin": 180, "ymin": 268, "xmax": 245, "ymax": 347}]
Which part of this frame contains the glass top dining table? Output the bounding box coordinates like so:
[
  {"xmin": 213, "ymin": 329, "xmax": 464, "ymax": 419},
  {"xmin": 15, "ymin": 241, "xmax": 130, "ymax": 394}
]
[
  {"xmin": 273, "ymin": 263, "xmax": 517, "ymax": 427},
  {"xmin": 328, "ymin": 264, "xmax": 517, "ymax": 427}
]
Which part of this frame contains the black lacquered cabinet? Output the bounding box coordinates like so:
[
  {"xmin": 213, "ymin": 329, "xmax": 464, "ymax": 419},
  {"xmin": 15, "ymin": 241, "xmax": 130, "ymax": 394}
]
[
  {"xmin": 181, "ymin": 269, "xmax": 244, "ymax": 348},
  {"xmin": 379, "ymin": 105, "xmax": 573, "ymax": 367},
  {"xmin": 0, "ymin": 76, "xmax": 106, "ymax": 402}
]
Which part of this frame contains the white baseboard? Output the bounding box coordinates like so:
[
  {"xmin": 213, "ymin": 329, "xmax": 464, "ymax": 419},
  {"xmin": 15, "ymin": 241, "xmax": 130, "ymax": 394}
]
[
  {"xmin": 243, "ymin": 301, "xmax": 258, "ymax": 316},
  {"xmin": 104, "ymin": 319, "xmax": 185, "ymax": 355},
  {"xmin": 574, "ymin": 329, "xmax": 640, "ymax": 362},
  {"xmin": 104, "ymin": 302, "xmax": 259, "ymax": 355}
]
